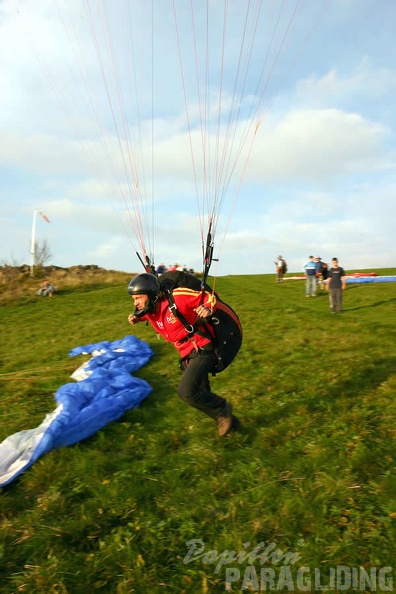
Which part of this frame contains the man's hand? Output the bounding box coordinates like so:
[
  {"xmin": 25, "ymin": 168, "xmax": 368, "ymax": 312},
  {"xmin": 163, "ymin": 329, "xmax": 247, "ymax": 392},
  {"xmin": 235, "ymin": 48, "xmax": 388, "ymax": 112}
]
[
  {"xmin": 128, "ymin": 314, "xmax": 139, "ymax": 325},
  {"xmin": 194, "ymin": 305, "xmax": 212, "ymax": 318}
]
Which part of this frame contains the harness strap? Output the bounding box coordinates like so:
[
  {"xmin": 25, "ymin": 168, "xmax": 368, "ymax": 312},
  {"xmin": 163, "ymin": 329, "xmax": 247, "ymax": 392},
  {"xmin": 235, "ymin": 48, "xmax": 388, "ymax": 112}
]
[
  {"xmin": 165, "ymin": 289, "xmax": 214, "ymax": 343},
  {"xmin": 166, "ymin": 290, "xmax": 195, "ymax": 334}
]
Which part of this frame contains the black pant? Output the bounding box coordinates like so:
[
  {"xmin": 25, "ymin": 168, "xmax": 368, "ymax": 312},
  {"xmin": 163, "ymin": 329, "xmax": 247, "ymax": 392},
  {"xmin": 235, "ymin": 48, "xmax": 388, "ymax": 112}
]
[{"xmin": 177, "ymin": 347, "xmax": 228, "ymax": 419}]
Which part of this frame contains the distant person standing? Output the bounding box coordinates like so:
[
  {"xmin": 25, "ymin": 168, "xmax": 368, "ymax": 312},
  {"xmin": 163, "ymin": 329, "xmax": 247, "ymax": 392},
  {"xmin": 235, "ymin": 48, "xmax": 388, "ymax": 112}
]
[
  {"xmin": 321, "ymin": 260, "xmax": 329, "ymax": 281},
  {"xmin": 326, "ymin": 257, "xmax": 346, "ymax": 313},
  {"xmin": 315, "ymin": 256, "xmax": 327, "ymax": 289},
  {"xmin": 303, "ymin": 256, "xmax": 317, "ymax": 297},
  {"xmin": 155, "ymin": 263, "xmax": 166, "ymax": 275},
  {"xmin": 274, "ymin": 256, "xmax": 286, "ymax": 283}
]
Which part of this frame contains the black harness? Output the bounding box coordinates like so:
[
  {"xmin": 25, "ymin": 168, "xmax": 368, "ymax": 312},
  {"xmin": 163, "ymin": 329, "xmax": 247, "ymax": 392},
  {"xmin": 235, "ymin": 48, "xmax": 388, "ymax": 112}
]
[{"xmin": 163, "ymin": 288, "xmax": 214, "ymax": 346}]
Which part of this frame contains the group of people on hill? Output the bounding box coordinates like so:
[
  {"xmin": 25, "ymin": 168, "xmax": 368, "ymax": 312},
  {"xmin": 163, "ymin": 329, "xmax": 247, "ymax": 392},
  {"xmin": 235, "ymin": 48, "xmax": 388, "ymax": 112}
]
[
  {"xmin": 303, "ymin": 256, "xmax": 329, "ymax": 295},
  {"xmin": 155, "ymin": 263, "xmax": 195, "ymax": 276},
  {"xmin": 304, "ymin": 256, "xmax": 346, "ymax": 313},
  {"xmin": 275, "ymin": 255, "xmax": 346, "ymax": 314}
]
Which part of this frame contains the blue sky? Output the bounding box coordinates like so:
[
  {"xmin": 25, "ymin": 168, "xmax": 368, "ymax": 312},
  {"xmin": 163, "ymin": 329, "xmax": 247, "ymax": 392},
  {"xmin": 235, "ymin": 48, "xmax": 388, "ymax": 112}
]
[{"xmin": 1, "ymin": 0, "xmax": 395, "ymax": 276}]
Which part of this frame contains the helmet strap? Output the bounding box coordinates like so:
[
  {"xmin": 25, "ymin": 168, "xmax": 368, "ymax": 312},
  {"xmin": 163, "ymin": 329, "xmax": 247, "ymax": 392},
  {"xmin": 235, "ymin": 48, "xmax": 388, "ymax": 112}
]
[
  {"xmin": 133, "ymin": 293, "xmax": 162, "ymax": 318},
  {"xmin": 133, "ymin": 306, "xmax": 148, "ymax": 319}
]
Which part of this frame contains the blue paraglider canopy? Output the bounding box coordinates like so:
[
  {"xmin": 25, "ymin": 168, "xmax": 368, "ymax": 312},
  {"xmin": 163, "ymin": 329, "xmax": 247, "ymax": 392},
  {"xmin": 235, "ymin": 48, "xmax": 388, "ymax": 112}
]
[
  {"xmin": 0, "ymin": 335, "xmax": 153, "ymax": 488},
  {"xmin": 346, "ymin": 275, "xmax": 396, "ymax": 284}
]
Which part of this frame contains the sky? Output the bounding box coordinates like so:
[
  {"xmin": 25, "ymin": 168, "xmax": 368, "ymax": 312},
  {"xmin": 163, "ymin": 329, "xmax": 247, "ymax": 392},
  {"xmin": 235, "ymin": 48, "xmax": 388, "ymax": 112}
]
[{"xmin": 1, "ymin": 0, "xmax": 395, "ymax": 277}]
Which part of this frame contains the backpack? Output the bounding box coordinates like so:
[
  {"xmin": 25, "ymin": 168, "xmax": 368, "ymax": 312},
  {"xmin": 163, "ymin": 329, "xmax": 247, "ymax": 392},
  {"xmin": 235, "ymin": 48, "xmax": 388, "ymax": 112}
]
[
  {"xmin": 281, "ymin": 260, "xmax": 287, "ymax": 274},
  {"xmin": 158, "ymin": 271, "xmax": 242, "ymax": 374}
]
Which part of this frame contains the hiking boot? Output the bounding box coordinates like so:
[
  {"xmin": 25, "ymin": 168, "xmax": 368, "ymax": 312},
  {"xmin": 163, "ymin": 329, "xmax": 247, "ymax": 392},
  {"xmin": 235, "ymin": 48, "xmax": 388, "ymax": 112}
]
[
  {"xmin": 230, "ymin": 415, "xmax": 241, "ymax": 432},
  {"xmin": 217, "ymin": 403, "xmax": 234, "ymax": 437}
]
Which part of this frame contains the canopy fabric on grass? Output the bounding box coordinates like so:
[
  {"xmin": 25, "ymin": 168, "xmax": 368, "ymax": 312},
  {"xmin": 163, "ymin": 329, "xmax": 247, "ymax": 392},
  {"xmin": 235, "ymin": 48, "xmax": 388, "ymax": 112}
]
[
  {"xmin": 286, "ymin": 275, "xmax": 396, "ymax": 283},
  {"xmin": 0, "ymin": 336, "xmax": 153, "ymax": 488},
  {"xmin": 346, "ymin": 276, "xmax": 396, "ymax": 284}
]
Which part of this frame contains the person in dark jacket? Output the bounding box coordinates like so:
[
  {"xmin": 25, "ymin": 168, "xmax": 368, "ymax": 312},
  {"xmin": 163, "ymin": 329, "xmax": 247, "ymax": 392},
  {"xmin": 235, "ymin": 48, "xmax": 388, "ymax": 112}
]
[
  {"xmin": 326, "ymin": 257, "xmax": 346, "ymax": 313},
  {"xmin": 315, "ymin": 257, "xmax": 328, "ymax": 289}
]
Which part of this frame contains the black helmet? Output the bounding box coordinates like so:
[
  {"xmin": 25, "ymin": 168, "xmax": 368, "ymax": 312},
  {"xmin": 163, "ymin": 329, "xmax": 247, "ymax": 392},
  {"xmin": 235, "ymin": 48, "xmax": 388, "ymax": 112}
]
[{"xmin": 127, "ymin": 273, "xmax": 161, "ymax": 317}]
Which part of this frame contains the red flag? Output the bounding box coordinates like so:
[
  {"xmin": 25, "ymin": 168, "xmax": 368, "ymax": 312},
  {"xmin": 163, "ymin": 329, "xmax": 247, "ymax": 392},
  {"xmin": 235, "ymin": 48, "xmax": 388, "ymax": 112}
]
[{"xmin": 39, "ymin": 211, "xmax": 50, "ymax": 224}]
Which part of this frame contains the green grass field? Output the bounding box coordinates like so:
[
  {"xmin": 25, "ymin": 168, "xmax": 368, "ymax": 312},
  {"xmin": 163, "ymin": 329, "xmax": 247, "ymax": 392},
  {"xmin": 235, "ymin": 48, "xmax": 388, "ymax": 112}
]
[{"xmin": 1, "ymin": 271, "xmax": 395, "ymax": 593}]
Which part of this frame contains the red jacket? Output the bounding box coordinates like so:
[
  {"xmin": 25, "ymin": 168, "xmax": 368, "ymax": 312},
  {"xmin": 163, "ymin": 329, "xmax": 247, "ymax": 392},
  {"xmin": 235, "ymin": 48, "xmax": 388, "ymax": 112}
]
[{"xmin": 139, "ymin": 287, "xmax": 217, "ymax": 358}]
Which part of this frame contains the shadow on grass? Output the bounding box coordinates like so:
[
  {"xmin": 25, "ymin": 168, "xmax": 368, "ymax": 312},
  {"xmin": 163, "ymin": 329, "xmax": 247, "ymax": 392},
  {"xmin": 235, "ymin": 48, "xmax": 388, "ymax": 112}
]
[
  {"xmin": 243, "ymin": 355, "xmax": 396, "ymax": 439},
  {"xmin": 326, "ymin": 355, "xmax": 396, "ymax": 398},
  {"xmin": 346, "ymin": 297, "xmax": 396, "ymax": 311}
]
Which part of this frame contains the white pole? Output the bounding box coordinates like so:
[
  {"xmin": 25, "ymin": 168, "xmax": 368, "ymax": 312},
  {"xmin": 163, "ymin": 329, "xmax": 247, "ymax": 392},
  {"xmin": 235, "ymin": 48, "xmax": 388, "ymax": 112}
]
[{"xmin": 30, "ymin": 209, "xmax": 37, "ymax": 277}]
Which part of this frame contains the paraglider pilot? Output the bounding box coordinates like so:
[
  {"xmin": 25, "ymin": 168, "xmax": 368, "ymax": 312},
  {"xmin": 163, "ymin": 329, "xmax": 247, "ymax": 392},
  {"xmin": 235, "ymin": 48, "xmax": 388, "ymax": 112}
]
[{"xmin": 127, "ymin": 273, "xmax": 239, "ymax": 436}]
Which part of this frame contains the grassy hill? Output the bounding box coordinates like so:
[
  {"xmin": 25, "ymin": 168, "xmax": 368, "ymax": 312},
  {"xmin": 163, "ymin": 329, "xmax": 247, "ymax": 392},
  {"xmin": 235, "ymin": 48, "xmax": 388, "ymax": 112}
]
[{"xmin": 1, "ymin": 269, "xmax": 395, "ymax": 593}]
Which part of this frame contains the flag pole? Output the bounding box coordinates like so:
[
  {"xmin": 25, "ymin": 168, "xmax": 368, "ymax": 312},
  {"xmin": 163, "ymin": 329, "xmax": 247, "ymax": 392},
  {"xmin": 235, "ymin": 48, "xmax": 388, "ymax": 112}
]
[{"xmin": 30, "ymin": 209, "xmax": 37, "ymax": 277}]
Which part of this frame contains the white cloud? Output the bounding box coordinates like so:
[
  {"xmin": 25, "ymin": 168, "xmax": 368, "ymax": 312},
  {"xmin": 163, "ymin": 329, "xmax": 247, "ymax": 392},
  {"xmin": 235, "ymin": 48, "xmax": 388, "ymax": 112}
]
[
  {"xmin": 295, "ymin": 58, "xmax": 396, "ymax": 108},
  {"xmin": 0, "ymin": 1, "xmax": 395, "ymax": 276},
  {"xmin": 248, "ymin": 108, "xmax": 390, "ymax": 183}
]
